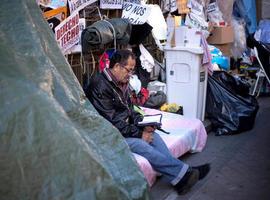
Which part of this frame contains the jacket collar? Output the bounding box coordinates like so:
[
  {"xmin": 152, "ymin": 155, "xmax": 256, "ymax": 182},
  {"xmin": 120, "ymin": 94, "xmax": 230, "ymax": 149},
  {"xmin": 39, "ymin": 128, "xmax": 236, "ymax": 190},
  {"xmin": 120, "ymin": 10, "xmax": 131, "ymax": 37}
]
[
  {"xmin": 103, "ymin": 68, "xmax": 129, "ymax": 94},
  {"xmin": 103, "ymin": 68, "xmax": 113, "ymax": 82}
]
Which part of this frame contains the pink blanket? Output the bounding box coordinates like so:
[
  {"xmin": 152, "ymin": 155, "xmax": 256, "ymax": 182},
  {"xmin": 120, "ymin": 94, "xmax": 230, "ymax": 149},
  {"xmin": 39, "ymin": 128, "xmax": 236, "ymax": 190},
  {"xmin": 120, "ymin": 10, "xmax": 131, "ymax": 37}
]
[{"xmin": 134, "ymin": 108, "xmax": 207, "ymax": 186}]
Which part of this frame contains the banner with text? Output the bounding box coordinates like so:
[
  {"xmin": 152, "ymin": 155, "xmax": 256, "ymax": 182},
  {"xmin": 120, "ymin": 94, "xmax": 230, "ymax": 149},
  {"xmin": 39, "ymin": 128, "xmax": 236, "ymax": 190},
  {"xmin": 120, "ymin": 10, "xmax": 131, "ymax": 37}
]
[
  {"xmin": 121, "ymin": 2, "xmax": 151, "ymax": 25},
  {"xmin": 68, "ymin": 18, "xmax": 86, "ymax": 54},
  {"xmin": 68, "ymin": 0, "xmax": 97, "ymax": 13},
  {"xmin": 55, "ymin": 11, "xmax": 80, "ymax": 54},
  {"xmin": 100, "ymin": 0, "xmax": 123, "ymax": 9}
]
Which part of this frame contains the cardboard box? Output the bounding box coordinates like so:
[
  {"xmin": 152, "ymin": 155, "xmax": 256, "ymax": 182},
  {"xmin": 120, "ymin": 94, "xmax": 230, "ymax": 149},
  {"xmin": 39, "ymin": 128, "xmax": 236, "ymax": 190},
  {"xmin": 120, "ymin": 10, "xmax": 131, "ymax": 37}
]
[
  {"xmin": 207, "ymin": 26, "xmax": 234, "ymax": 44},
  {"xmin": 214, "ymin": 43, "xmax": 233, "ymax": 57}
]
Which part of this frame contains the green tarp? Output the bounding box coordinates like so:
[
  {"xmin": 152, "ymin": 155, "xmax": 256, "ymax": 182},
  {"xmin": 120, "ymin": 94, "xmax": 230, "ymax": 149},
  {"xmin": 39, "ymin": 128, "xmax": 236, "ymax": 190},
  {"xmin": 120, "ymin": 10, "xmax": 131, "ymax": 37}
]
[{"xmin": 0, "ymin": 1, "xmax": 148, "ymax": 199}]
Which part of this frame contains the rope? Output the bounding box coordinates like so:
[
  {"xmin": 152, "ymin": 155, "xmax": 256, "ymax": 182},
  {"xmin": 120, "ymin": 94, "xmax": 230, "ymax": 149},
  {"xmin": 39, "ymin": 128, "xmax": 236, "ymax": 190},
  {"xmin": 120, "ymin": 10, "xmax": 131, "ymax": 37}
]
[{"xmin": 103, "ymin": 19, "xmax": 117, "ymax": 51}]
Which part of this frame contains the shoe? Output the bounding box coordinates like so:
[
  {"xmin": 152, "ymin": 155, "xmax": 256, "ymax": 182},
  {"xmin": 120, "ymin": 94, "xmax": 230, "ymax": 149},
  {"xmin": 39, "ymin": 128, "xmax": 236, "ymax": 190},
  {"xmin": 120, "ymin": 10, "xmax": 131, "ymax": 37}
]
[
  {"xmin": 174, "ymin": 168, "xmax": 199, "ymax": 195},
  {"xmin": 193, "ymin": 163, "xmax": 210, "ymax": 180}
]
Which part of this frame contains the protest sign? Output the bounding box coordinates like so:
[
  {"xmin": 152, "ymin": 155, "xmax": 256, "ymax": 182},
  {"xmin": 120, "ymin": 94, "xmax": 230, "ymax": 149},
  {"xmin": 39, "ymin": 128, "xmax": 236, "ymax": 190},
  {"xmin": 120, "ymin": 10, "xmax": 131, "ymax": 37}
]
[
  {"xmin": 100, "ymin": 0, "xmax": 123, "ymax": 9},
  {"xmin": 55, "ymin": 11, "xmax": 80, "ymax": 54},
  {"xmin": 121, "ymin": 2, "xmax": 151, "ymax": 25},
  {"xmin": 124, "ymin": 0, "xmax": 141, "ymax": 4},
  {"xmin": 171, "ymin": 0, "xmax": 177, "ymax": 12},
  {"xmin": 164, "ymin": 0, "xmax": 177, "ymax": 13},
  {"xmin": 68, "ymin": 18, "xmax": 86, "ymax": 54},
  {"xmin": 68, "ymin": 0, "xmax": 97, "ymax": 13}
]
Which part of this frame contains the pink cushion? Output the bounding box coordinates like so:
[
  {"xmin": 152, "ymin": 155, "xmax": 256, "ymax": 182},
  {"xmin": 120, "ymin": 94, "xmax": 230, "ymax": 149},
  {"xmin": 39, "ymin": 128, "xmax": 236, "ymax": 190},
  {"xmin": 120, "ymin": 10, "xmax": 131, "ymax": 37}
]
[{"xmin": 133, "ymin": 108, "xmax": 207, "ymax": 186}]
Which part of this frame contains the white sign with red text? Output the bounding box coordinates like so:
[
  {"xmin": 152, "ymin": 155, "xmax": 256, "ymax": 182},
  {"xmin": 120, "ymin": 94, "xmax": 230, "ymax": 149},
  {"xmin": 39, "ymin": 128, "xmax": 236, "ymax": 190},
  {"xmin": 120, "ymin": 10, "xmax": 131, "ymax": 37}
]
[
  {"xmin": 55, "ymin": 11, "xmax": 80, "ymax": 54},
  {"xmin": 68, "ymin": 18, "xmax": 86, "ymax": 54}
]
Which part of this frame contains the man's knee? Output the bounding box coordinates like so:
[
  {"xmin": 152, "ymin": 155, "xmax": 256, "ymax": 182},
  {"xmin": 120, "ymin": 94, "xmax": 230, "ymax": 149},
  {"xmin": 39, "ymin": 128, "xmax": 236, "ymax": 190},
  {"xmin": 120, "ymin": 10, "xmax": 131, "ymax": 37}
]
[{"xmin": 126, "ymin": 138, "xmax": 154, "ymax": 153}]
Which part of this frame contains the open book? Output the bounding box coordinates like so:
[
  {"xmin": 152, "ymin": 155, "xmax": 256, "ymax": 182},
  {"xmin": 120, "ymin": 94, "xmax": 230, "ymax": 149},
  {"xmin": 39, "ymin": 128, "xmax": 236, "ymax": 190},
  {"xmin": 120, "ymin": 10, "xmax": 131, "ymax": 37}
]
[{"xmin": 137, "ymin": 114, "xmax": 162, "ymax": 127}]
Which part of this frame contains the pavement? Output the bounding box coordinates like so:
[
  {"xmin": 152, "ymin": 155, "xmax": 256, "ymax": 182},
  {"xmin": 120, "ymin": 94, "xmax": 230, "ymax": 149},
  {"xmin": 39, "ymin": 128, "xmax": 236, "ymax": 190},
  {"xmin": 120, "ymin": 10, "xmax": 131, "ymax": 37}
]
[{"xmin": 150, "ymin": 97, "xmax": 270, "ymax": 200}]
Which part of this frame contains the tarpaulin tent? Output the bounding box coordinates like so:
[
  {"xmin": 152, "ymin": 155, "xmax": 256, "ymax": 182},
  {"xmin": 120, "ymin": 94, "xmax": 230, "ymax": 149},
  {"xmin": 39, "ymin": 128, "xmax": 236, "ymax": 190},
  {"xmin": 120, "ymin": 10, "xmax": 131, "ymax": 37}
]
[{"xmin": 0, "ymin": 1, "xmax": 148, "ymax": 199}]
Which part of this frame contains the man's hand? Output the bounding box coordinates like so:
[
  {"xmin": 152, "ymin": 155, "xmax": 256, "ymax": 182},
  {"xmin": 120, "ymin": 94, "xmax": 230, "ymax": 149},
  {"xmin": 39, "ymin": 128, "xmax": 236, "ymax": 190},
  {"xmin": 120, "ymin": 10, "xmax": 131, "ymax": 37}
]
[{"xmin": 141, "ymin": 126, "xmax": 155, "ymax": 143}]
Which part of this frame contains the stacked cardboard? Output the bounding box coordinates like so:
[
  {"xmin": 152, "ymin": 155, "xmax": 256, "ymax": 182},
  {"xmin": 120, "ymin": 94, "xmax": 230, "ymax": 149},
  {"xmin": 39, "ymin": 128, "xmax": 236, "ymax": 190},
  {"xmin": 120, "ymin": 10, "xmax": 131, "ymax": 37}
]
[{"xmin": 207, "ymin": 26, "xmax": 234, "ymax": 57}]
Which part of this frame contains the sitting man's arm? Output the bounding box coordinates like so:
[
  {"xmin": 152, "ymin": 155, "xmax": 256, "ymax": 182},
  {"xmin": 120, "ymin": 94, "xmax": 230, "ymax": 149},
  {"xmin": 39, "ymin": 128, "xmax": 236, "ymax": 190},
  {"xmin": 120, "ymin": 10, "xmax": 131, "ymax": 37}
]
[{"xmin": 86, "ymin": 83, "xmax": 143, "ymax": 138}]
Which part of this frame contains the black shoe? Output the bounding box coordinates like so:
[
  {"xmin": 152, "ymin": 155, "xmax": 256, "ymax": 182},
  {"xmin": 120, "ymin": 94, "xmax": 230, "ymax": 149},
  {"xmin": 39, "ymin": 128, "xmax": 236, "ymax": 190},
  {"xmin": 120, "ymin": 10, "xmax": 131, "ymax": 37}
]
[
  {"xmin": 193, "ymin": 163, "xmax": 210, "ymax": 180},
  {"xmin": 174, "ymin": 168, "xmax": 199, "ymax": 195}
]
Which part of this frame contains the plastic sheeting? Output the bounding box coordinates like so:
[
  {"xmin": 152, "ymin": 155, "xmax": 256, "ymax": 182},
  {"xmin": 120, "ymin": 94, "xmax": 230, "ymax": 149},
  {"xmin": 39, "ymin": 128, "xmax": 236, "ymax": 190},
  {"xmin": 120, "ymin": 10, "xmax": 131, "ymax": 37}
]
[
  {"xmin": 254, "ymin": 19, "xmax": 270, "ymax": 44},
  {"xmin": 217, "ymin": 0, "xmax": 234, "ymax": 24},
  {"xmin": 206, "ymin": 72, "xmax": 259, "ymax": 136},
  {"xmin": 231, "ymin": 18, "xmax": 247, "ymax": 59},
  {"xmin": 0, "ymin": 1, "xmax": 148, "ymax": 199},
  {"xmin": 233, "ymin": 0, "xmax": 257, "ymax": 34}
]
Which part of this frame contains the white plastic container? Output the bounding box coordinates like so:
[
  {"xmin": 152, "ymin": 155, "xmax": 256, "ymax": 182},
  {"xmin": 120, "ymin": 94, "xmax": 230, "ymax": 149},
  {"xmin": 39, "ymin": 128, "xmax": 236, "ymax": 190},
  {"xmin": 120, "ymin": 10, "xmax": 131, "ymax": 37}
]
[
  {"xmin": 165, "ymin": 46, "xmax": 208, "ymax": 121},
  {"xmin": 175, "ymin": 26, "xmax": 201, "ymax": 47}
]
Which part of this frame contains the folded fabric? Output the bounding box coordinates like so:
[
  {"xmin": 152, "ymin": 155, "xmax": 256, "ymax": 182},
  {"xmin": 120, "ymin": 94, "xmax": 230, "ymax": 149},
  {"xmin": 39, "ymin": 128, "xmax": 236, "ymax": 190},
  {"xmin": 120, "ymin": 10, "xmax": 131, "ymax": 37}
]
[
  {"xmin": 129, "ymin": 74, "xmax": 142, "ymax": 95},
  {"xmin": 139, "ymin": 44, "xmax": 155, "ymax": 73},
  {"xmin": 81, "ymin": 18, "xmax": 131, "ymax": 52},
  {"xmin": 201, "ymin": 34, "xmax": 213, "ymax": 75},
  {"xmin": 133, "ymin": 46, "xmax": 151, "ymax": 88}
]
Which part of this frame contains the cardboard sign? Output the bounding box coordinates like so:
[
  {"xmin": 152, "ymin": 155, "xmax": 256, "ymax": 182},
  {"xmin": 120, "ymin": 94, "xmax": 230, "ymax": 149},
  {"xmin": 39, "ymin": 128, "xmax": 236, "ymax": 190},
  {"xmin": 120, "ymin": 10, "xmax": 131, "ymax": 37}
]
[
  {"xmin": 68, "ymin": 0, "xmax": 97, "ymax": 13},
  {"xmin": 68, "ymin": 18, "xmax": 86, "ymax": 54},
  {"xmin": 100, "ymin": 0, "xmax": 123, "ymax": 9},
  {"xmin": 121, "ymin": 2, "xmax": 151, "ymax": 25},
  {"xmin": 55, "ymin": 11, "xmax": 80, "ymax": 54}
]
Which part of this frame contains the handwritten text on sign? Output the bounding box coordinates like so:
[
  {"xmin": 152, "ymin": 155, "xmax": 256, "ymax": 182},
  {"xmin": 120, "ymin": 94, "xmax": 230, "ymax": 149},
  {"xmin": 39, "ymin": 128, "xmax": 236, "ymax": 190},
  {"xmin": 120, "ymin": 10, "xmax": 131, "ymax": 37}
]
[
  {"xmin": 55, "ymin": 11, "xmax": 80, "ymax": 54},
  {"xmin": 121, "ymin": 2, "xmax": 151, "ymax": 25}
]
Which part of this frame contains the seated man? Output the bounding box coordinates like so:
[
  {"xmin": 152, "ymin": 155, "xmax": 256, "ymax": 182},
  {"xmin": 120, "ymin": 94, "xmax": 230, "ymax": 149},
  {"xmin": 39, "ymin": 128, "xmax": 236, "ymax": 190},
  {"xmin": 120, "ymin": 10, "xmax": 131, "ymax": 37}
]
[{"xmin": 85, "ymin": 49, "xmax": 210, "ymax": 194}]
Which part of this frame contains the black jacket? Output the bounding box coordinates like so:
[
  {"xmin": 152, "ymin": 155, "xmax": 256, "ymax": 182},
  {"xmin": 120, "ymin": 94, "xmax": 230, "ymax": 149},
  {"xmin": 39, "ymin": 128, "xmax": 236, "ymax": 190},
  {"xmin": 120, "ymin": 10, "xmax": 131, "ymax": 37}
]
[{"xmin": 85, "ymin": 69, "xmax": 143, "ymax": 138}]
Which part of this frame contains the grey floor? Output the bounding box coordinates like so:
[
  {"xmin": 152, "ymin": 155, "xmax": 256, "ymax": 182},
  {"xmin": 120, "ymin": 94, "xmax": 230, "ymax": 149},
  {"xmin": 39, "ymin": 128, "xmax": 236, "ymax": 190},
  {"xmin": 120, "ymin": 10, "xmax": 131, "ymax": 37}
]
[{"xmin": 150, "ymin": 97, "xmax": 270, "ymax": 200}]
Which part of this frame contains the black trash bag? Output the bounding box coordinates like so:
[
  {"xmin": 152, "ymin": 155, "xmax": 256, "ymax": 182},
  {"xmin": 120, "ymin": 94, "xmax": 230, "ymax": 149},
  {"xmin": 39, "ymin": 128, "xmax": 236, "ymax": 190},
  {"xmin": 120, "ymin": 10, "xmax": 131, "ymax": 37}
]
[
  {"xmin": 206, "ymin": 75, "xmax": 259, "ymax": 136},
  {"xmin": 144, "ymin": 91, "xmax": 167, "ymax": 109},
  {"xmin": 213, "ymin": 71, "xmax": 251, "ymax": 96}
]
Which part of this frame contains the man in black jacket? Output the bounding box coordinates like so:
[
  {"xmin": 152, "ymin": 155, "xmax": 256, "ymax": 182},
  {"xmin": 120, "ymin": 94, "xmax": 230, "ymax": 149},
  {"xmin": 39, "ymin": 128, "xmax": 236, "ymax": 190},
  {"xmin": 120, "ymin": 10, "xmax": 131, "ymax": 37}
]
[{"xmin": 85, "ymin": 49, "xmax": 210, "ymax": 194}]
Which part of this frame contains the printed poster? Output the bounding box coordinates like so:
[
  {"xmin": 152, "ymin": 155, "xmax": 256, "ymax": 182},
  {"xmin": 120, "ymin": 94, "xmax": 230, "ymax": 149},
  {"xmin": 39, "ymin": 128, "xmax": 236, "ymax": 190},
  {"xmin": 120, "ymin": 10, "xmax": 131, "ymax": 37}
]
[
  {"xmin": 68, "ymin": 18, "xmax": 86, "ymax": 54},
  {"xmin": 55, "ymin": 11, "xmax": 80, "ymax": 54}
]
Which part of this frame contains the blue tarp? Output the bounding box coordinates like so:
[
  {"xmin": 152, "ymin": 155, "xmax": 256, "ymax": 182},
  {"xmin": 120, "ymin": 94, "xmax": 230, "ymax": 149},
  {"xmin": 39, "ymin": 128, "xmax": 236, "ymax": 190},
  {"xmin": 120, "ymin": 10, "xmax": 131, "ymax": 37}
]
[
  {"xmin": 233, "ymin": 0, "xmax": 257, "ymax": 34},
  {"xmin": 0, "ymin": 1, "xmax": 149, "ymax": 199}
]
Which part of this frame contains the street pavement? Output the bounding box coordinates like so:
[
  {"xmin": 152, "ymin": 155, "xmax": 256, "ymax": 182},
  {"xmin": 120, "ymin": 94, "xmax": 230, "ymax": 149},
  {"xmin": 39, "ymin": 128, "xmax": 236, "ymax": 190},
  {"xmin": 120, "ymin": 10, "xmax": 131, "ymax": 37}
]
[{"xmin": 150, "ymin": 97, "xmax": 270, "ymax": 200}]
